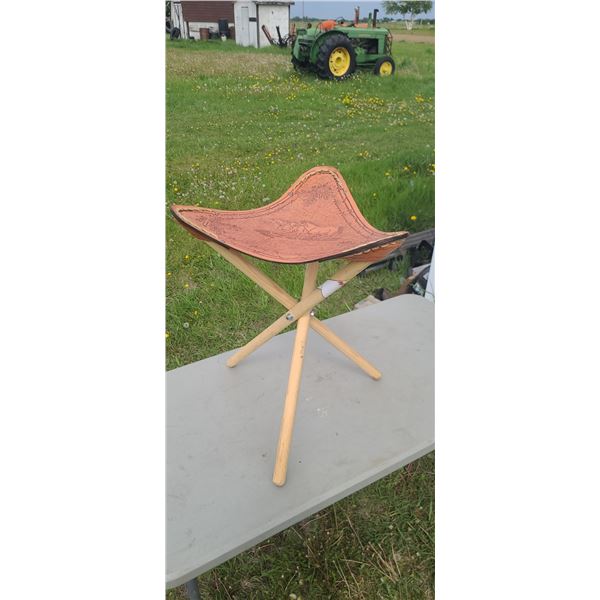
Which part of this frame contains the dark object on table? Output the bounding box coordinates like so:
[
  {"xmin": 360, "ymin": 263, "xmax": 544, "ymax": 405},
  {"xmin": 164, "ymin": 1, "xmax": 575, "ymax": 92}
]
[{"xmin": 360, "ymin": 228, "xmax": 434, "ymax": 276}]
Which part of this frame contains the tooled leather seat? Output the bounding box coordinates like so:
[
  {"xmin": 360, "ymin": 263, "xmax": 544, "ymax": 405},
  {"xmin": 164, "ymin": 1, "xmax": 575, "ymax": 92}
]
[{"xmin": 171, "ymin": 166, "xmax": 409, "ymax": 264}]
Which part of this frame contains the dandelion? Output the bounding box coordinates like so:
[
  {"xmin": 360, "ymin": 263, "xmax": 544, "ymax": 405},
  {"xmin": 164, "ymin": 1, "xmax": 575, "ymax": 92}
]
[
  {"xmin": 184, "ymin": 283, "xmax": 189, "ymax": 288},
  {"xmin": 385, "ymin": 171, "xmax": 391, "ymax": 177},
  {"xmin": 166, "ymin": 272, "xmax": 171, "ymax": 277},
  {"xmin": 184, "ymin": 255, "xmax": 190, "ymax": 261},
  {"xmin": 410, "ymin": 215, "xmax": 417, "ymax": 221},
  {"xmin": 165, "ymin": 332, "xmax": 170, "ymax": 339},
  {"xmin": 183, "ymin": 322, "xmax": 189, "ymax": 329}
]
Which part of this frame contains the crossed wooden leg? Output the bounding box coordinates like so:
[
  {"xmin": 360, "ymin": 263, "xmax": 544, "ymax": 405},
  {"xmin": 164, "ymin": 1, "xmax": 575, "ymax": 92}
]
[
  {"xmin": 204, "ymin": 241, "xmax": 382, "ymax": 486},
  {"xmin": 205, "ymin": 241, "xmax": 381, "ymax": 379},
  {"xmin": 272, "ymin": 262, "xmax": 320, "ymax": 486},
  {"xmin": 225, "ymin": 259, "xmax": 371, "ymax": 370}
]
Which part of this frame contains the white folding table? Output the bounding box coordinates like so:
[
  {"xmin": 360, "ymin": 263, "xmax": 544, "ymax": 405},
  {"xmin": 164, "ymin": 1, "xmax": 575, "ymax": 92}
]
[{"xmin": 167, "ymin": 295, "xmax": 434, "ymax": 597}]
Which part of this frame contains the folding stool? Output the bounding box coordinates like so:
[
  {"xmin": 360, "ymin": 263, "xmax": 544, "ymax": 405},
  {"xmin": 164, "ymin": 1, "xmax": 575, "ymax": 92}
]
[{"xmin": 171, "ymin": 166, "xmax": 408, "ymax": 486}]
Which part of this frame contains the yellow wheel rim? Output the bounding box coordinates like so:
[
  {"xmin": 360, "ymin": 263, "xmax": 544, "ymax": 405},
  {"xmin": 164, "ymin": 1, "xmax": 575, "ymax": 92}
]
[
  {"xmin": 379, "ymin": 61, "xmax": 393, "ymax": 76},
  {"xmin": 329, "ymin": 47, "xmax": 351, "ymax": 77}
]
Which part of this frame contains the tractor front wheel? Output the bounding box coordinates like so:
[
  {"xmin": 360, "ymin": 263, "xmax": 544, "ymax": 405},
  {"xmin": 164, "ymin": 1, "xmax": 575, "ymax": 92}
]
[
  {"xmin": 316, "ymin": 34, "xmax": 356, "ymax": 80},
  {"xmin": 292, "ymin": 56, "xmax": 309, "ymax": 73},
  {"xmin": 374, "ymin": 56, "xmax": 395, "ymax": 76}
]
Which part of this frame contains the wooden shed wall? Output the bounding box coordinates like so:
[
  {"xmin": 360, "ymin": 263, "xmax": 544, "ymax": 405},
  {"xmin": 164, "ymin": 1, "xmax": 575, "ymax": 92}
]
[{"xmin": 180, "ymin": 1, "xmax": 235, "ymax": 23}]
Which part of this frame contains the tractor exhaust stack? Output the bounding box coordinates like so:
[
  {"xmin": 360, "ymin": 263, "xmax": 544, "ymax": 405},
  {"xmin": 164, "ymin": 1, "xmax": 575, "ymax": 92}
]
[
  {"xmin": 354, "ymin": 6, "xmax": 360, "ymax": 26},
  {"xmin": 373, "ymin": 8, "xmax": 378, "ymax": 28}
]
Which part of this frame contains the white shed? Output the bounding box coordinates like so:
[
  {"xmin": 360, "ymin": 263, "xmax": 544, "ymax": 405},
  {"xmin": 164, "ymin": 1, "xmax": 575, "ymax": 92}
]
[
  {"xmin": 171, "ymin": 1, "xmax": 293, "ymax": 48},
  {"xmin": 254, "ymin": 1, "xmax": 293, "ymax": 47}
]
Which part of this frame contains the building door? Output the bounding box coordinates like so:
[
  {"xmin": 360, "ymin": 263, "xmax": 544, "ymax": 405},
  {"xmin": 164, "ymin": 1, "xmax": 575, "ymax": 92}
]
[
  {"xmin": 258, "ymin": 5, "xmax": 288, "ymax": 48},
  {"xmin": 239, "ymin": 6, "xmax": 249, "ymax": 46}
]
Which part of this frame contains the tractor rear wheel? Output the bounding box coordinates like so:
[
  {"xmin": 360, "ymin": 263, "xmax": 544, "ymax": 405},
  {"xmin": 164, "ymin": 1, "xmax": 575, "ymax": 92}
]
[
  {"xmin": 374, "ymin": 56, "xmax": 395, "ymax": 76},
  {"xmin": 316, "ymin": 34, "xmax": 356, "ymax": 80}
]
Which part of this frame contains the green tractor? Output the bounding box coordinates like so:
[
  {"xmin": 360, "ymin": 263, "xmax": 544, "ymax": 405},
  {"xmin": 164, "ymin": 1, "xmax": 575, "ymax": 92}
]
[{"xmin": 291, "ymin": 8, "xmax": 395, "ymax": 80}]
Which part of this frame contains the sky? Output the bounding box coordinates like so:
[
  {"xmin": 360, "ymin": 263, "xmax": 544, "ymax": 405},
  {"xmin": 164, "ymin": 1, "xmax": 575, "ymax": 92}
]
[{"xmin": 290, "ymin": 1, "xmax": 435, "ymax": 21}]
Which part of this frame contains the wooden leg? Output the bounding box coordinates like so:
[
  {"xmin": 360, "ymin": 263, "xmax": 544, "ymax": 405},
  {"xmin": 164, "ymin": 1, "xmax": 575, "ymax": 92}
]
[
  {"xmin": 272, "ymin": 262, "xmax": 319, "ymax": 487},
  {"xmin": 309, "ymin": 319, "xmax": 381, "ymax": 380},
  {"xmin": 205, "ymin": 242, "xmax": 381, "ymax": 379},
  {"xmin": 226, "ymin": 260, "xmax": 371, "ymax": 368}
]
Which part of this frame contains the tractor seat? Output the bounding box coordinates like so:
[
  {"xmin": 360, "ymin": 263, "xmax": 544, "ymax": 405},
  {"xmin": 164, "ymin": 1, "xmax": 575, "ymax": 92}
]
[{"xmin": 171, "ymin": 166, "xmax": 409, "ymax": 264}]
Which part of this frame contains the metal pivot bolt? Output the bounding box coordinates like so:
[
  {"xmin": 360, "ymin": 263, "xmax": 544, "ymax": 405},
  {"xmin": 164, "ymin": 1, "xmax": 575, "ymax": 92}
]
[
  {"xmin": 310, "ymin": 310, "xmax": 315, "ymax": 316},
  {"xmin": 286, "ymin": 313, "xmax": 294, "ymax": 321}
]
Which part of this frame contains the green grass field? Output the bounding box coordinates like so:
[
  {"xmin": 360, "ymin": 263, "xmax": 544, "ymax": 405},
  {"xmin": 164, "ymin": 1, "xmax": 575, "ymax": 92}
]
[{"xmin": 166, "ymin": 38, "xmax": 434, "ymax": 599}]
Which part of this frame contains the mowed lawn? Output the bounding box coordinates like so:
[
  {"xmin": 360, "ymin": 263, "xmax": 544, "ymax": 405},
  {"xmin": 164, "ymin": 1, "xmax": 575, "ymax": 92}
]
[{"xmin": 166, "ymin": 38, "xmax": 434, "ymax": 600}]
